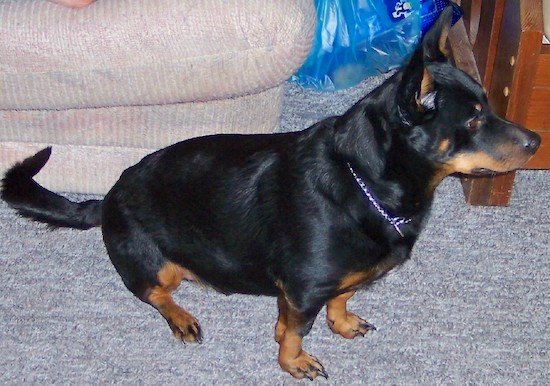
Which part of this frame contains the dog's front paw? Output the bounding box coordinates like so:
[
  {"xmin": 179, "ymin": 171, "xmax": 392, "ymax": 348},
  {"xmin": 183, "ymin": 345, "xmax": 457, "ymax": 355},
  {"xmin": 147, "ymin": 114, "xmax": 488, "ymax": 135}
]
[
  {"xmin": 327, "ymin": 312, "xmax": 376, "ymax": 339},
  {"xmin": 279, "ymin": 350, "xmax": 328, "ymax": 380}
]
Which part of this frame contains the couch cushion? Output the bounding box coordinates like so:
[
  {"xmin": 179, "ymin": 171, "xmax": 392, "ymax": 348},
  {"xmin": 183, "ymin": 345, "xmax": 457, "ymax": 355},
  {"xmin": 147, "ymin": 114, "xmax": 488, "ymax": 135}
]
[
  {"xmin": 0, "ymin": 86, "xmax": 285, "ymax": 194},
  {"xmin": 0, "ymin": 0, "xmax": 315, "ymax": 110},
  {"xmin": 0, "ymin": 86, "xmax": 284, "ymax": 149}
]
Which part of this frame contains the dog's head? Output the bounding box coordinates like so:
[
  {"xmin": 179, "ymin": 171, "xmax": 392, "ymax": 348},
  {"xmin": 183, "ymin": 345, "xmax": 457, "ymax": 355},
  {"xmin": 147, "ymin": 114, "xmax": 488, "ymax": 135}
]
[
  {"xmin": 404, "ymin": 6, "xmax": 540, "ymax": 177},
  {"xmin": 335, "ymin": 6, "xmax": 540, "ymax": 186}
]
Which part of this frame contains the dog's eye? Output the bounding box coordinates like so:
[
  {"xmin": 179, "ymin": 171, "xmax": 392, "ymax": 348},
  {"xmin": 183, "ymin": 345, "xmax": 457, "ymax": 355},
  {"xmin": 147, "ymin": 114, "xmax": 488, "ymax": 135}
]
[
  {"xmin": 466, "ymin": 104, "xmax": 483, "ymax": 132},
  {"xmin": 466, "ymin": 115, "xmax": 482, "ymax": 132}
]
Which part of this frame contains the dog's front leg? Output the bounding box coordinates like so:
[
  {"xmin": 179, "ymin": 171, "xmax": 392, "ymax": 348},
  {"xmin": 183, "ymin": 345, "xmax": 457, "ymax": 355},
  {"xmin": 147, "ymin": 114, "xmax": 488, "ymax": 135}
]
[
  {"xmin": 275, "ymin": 293, "xmax": 328, "ymax": 380},
  {"xmin": 326, "ymin": 290, "xmax": 376, "ymax": 339}
]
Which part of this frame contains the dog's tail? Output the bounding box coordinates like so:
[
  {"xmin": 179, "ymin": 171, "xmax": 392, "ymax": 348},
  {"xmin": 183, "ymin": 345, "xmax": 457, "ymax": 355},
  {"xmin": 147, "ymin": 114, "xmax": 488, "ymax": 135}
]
[{"xmin": 1, "ymin": 147, "xmax": 102, "ymax": 230}]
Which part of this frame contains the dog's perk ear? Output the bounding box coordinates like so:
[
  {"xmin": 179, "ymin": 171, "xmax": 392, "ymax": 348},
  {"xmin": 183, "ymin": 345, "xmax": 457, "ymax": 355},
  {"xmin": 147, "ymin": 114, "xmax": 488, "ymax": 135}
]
[
  {"xmin": 396, "ymin": 48, "xmax": 436, "ymax": 126},
  {"xmin": 422, "ymin": 5, "xmax": 454, "ymax": 62},
  {"xmin": 396, "ymin": 6, "xmax": 455, "ymax": 126}
]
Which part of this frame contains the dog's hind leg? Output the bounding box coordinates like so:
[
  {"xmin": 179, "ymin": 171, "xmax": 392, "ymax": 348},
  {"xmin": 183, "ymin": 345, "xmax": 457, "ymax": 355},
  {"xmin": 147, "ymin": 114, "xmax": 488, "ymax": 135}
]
[
  {"xmin": 143, "ymin": 261, "xmax": 203, "ymax": 344},
  {"xmin": 102, "ymin": 204, "xmax": 202, "ymax": 343}
]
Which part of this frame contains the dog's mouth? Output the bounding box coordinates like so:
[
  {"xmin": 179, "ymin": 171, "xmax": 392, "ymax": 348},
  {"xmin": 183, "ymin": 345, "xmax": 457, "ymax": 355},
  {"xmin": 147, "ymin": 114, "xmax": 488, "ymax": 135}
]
[{"xmin": 470, "ymin": 168, "xmax": 498, "ymax": 175}]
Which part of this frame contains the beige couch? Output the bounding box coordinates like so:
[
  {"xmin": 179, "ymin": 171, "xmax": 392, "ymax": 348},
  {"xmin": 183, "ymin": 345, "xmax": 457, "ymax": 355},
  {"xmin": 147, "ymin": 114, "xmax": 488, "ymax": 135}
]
[{"xmin": 0, "ymin": 0, "xmax": 315, "ymax": 194}]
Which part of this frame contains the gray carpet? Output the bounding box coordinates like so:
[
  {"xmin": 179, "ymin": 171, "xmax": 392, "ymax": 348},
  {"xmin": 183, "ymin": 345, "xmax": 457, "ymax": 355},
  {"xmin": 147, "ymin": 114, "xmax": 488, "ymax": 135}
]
[{"xmin": 1, "ymin": 79, "xmax": 549, "ymax": 385}]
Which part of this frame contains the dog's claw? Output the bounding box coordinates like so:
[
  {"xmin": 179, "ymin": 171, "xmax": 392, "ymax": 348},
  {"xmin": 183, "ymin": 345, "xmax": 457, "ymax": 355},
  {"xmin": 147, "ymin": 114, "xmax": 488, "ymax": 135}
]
[
  {"xmin": 190, "ymin": 324, "xmax": 203, "ymax": 344},
  {"xmin": 353, "ymin": 321, "xmax": 376, "ymax": 337},
  {"xmin": 302, "ymin": 365, "xmax": 328, "ymax": 381},
  {"xmin": 318, "ymin": 368, "xmax": 329, "ymax": 379},
  {"xmin": 360, "ymin": 321, "xmax": 377, "ymax": 332},
  {"xmin": 303, "ymin": 371, "xmax": 314, "ymax": 381}
]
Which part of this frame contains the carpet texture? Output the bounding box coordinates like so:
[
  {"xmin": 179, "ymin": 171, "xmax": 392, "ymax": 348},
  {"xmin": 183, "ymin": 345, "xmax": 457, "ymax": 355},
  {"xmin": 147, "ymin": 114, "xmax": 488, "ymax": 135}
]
[{"xmin": 1, "ymin": 79, "xmax": 549, "ymax": 385}]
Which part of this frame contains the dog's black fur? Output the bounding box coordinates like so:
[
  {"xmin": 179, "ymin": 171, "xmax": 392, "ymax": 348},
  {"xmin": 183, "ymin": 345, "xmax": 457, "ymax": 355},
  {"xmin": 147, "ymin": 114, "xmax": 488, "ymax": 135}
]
[{"xmin": 1, "ymin": 7, "xmax": 540, "ymax": 380}]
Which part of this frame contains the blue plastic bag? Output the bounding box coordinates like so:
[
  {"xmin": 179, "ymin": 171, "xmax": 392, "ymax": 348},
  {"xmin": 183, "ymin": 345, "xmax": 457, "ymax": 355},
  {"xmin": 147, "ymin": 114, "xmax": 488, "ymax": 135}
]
[
  {"xmin": 292, "ymin": 0, "xmax": 462, "ymax": 91},
  {"xmin": 420, "ymin": 0, "xmax": 462, "ymax": 35},
  {"xmin": 292, "ymin": 0, "xmax": 422, "ymax": 91}
]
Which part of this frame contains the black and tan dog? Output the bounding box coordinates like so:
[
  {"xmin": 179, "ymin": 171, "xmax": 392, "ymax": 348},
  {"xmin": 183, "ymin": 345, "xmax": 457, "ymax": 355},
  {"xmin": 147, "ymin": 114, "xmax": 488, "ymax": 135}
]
[{"xmin": 1, "ymin": 8, "xmax": 540, "ymax": 380}]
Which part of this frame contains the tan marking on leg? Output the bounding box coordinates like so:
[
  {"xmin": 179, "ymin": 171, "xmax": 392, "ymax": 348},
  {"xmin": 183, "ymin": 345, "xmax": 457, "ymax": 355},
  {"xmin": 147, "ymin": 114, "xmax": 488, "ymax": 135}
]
[
  {"xmin": 324, "ymin": 261, "xmax": 399, "ymax": 340},
  {"xmin": 276, "ymin": 293, "xmax": 328, "ymax": 380},
  {"xmin": 157, "ymin": 261, "xmax": 185, "ymax": 290},
  {"xmin": 275, "ymin": 294, "xmax": 288, "ymax": 343},
  {"xmin": 146, "ymin": 262, "xmax": 203, "ymax": 343},
  {"xmin": 337, "ymin": 259, "xmax": 399, "ymax": 293},
  {"xmin": 338, "ymin": 271, "xmax": 371, "ymax": 291},
  {"xmin": 326, "ymin": 290, "xmax": 375, "ymax": 339},
  {"xmin": 180, "ymin": 267, "xmax": 198, "ymax": 282}
]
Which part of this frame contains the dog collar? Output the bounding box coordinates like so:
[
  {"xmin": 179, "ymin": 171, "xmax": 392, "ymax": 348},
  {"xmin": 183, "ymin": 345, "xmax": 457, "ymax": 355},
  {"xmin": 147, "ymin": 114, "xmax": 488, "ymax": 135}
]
[{"xmin": 347, "ymin": 163, "xmax": 411, "ymax": 237}]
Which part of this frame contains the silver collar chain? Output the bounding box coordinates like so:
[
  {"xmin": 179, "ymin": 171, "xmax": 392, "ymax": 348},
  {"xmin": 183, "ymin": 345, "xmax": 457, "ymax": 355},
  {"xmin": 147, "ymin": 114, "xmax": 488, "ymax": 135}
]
[{"xmin": 347, "ymin": 163, "xmax": 412, "ymax": 237}]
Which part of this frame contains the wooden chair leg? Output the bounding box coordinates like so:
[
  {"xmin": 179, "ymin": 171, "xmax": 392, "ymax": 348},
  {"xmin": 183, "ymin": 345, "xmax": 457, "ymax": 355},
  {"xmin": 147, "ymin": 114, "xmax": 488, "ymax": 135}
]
[{"xmin": 461, "ymin": 171, "xmax": 517, "ymax": 206}]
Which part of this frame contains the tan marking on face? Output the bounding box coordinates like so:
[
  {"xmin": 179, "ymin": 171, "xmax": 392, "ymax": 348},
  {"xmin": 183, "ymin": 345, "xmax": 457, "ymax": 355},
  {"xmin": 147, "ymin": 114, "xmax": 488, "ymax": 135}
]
[
  {"xmin": 475, "ymin": 103, "xmax": 482, "ymax": 112},
  {"xmin": 445, "ymin": 148, "xmax": 532, "ymax": 175},
  {"xmin": 430, "ymin": 141, "xmax": 532, "ymax": 192},
  {"xmin": 438, "ymin": 138, "xmax": 451, "ymax": 153}
]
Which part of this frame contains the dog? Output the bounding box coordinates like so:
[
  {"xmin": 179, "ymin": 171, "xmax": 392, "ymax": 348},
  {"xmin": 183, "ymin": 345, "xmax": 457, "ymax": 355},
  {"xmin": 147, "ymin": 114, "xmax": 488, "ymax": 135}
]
[{"xmin": 1, "ymin": 7, "xmax": 540, "ymax": 380}]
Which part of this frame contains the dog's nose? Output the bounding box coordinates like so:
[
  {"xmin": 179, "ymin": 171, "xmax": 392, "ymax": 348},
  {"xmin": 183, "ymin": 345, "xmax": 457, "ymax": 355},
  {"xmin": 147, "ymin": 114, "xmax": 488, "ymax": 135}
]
[
  {"xmin": 514, "ymin": 130, "xmax": 541, "ymax": 155},
  {"xmin": 524, "ymin": 131, "xmax": 541, "ymax": 154}
]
